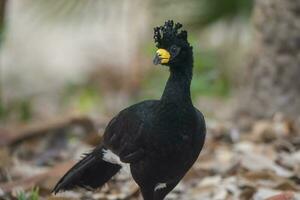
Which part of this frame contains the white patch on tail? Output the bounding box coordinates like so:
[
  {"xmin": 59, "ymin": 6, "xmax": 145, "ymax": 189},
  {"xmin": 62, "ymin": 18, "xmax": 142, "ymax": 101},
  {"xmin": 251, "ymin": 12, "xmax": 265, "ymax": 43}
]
[
  {"xmin": 102, "ymin": 149, "xmax": 130, "ymax": 174},
  {"xmin": 155, "ymin": 183, "xmax": 167, "ymax": 191},
  {"xmin": 102, "ymin": 149, "xmax": 121, "ymax": 165}
]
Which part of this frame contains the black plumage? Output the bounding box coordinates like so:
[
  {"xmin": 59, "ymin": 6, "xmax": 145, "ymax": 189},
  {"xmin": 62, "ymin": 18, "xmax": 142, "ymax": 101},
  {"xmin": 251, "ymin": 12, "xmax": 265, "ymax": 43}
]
[{"xmin": 53, "ymin": 20, "xmax": 206, "ymax": 200}]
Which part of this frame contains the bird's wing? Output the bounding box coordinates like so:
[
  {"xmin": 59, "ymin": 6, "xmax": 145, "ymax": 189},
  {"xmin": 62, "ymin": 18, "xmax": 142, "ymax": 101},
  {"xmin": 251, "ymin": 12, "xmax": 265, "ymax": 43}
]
[{"xmin": 103, "ymin": 101, "xmax": 156, "ymax": 163}]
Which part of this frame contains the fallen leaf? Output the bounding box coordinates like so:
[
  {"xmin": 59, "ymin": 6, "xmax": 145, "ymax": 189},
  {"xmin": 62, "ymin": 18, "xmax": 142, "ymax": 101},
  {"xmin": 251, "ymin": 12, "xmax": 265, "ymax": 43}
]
[{"xmin": 265, "ymin": 191, "xmax": 294, "ymax": 200}]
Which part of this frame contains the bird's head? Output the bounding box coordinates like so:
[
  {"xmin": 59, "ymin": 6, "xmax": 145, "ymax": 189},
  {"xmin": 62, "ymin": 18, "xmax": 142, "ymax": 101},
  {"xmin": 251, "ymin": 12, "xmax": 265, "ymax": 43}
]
[{"xmin": 153, "ymin": 20, "xmax": 192, "ymax": 67}]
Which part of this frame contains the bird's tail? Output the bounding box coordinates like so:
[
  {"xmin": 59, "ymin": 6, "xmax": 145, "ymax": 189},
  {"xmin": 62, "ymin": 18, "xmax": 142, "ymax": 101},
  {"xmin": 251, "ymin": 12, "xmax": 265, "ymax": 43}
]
[{"xmin": 52, "ymin": 147, "xmax": 121, "ymax": 194}]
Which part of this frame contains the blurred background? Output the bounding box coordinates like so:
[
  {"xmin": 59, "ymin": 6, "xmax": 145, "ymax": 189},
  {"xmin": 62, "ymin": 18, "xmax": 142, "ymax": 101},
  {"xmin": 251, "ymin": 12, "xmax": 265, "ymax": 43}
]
[{"xmin": 0, "ymin": 0, "xmax": 299, "ymax": 200}]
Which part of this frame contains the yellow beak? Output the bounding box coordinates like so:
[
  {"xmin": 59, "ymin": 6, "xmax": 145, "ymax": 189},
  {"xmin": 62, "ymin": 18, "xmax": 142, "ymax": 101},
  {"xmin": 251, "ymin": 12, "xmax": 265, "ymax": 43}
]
[{"xmin": 153, "ymin": 49, "xmax": 171, "ymax": 65}]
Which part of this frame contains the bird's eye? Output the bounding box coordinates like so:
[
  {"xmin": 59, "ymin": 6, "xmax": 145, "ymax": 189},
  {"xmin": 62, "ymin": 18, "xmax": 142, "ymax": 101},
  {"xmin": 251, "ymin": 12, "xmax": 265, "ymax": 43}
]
[
  {"xmin": 170, "ymin": 45, "xmax": 180, "ymax": 56},
  {"xmin": 170, "ymin": 46, "xmax": 177, "ymax": 53}
]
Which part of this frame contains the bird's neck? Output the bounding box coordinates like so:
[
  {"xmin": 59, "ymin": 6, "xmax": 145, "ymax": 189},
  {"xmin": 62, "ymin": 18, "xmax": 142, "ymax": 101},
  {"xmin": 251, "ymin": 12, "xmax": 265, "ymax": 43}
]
[{"xmin": 161, "ymin": 54, "xmax": 193, "ymax": 105}]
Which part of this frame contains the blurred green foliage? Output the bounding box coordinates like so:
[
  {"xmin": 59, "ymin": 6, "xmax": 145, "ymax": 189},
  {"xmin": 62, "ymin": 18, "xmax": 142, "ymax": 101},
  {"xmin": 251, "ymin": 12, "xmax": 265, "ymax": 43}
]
[
  {"xmin": 0, "ymin": 99, "xmax": 33, "ymax": 122},
  {"xmin": 190, "ymin": 35, "xmax": 230, "ymax": 97},
  {"xmin": 192, "ymin": 51, "xmax": 230, "ymax": 98},
  {"xmin": 63, "ymin": 83, "xmax": 103, "ymax": 113},
  {"xmin": 0, "ymin": 0, "xmax": 6, "ymax": 120},
  {"xmin": 19, "ymin": 100, "xmax": 33, "ymax": 121},
  {"xmin": 17, "ymin": 188, "xmax": 39, "ymax": 200},
  {"xmin": 194, "ymin": 0, "xmax": 254, "ymax": 25},
  {"xmin": 0, "ymin": 0, "xmax": 5, "ymax": 36},
  {"xmin": 155, "ymin": 0, "xmax": 253, "ymax": 28}
]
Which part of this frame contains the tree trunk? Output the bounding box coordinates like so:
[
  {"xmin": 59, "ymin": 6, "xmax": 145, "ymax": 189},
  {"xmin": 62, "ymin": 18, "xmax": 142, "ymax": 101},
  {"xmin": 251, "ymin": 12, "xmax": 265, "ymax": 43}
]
[{"xmin": 238, "ymin": 0, "xmax": 300, "ymax": 125}]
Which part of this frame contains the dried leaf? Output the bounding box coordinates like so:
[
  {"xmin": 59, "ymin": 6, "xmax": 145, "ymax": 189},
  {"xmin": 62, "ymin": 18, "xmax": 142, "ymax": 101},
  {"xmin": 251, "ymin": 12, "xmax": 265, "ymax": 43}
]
[{"xmin": 265, "ymin": 191, "xmax": 294, "ymax": 200}]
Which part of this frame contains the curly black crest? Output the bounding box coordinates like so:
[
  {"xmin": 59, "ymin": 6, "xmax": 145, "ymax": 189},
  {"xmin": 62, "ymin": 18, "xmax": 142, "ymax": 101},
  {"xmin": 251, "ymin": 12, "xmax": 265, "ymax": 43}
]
[{"xmin": 154, "ymin": 20, "xmax": 188, "ymax": 48}]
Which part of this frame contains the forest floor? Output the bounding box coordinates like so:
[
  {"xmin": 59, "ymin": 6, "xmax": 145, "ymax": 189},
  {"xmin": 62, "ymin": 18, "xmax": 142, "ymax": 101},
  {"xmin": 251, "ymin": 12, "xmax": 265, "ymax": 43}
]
[{"xmin": 0, "ymin": 112, "xmax": 299, "ymax": 200}]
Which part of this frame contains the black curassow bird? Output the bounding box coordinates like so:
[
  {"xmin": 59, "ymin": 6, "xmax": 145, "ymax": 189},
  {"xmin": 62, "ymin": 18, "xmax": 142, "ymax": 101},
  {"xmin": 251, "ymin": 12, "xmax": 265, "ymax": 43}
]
[{"xmin": 53, "ymin": 20, "xmax": 206, "ymax": 200}]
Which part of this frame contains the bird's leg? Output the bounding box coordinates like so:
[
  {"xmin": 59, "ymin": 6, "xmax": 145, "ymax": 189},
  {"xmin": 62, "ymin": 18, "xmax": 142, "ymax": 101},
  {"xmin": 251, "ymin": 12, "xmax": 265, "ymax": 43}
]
[
  {"xmin": 140, "ymin": 186, "xmax": 155, "ymax": 200},
  {"xmin": 154, "ymin": 181, "xmax": 179, "ymax": 200}
]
